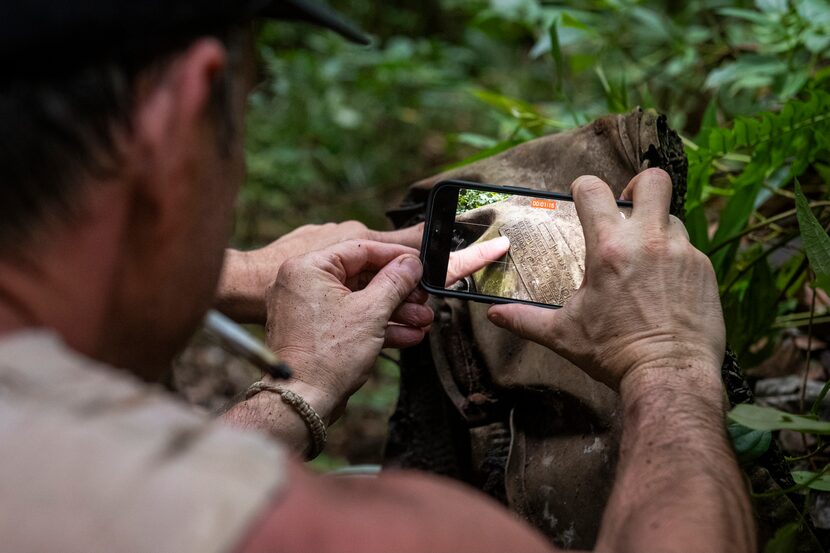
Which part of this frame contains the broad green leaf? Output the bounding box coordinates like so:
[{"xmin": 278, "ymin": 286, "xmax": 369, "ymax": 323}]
[
  {"xmin": 763, "ymin": 522, "xmax": 800, "ymax": 553},
  {"xmin": 795, "ymin": 180, "xmax": 830, "ymax": 282},
  {"xmin": 727, "ymin": 404, "xmax": 830, "ymax": 434},
  {"xmin": 792, "ymin": 470, "xmax": 830, "ymax": 491},
  {"xmin": 728, "ymin": 422, "xmax": 772, "ymax": 464},
  {"xmin": 797, "ymin": 0, "xmax": 830, "ymax": 22}
]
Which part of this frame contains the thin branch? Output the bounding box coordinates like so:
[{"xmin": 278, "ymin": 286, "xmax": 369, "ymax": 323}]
[{"xmin": 708, "ymin": 201, "xmax": 830, "ymax": 256}]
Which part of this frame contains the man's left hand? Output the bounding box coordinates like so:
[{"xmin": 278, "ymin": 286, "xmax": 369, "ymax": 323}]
[{"xmin": 217, "ymin": 221, "xmax": 424, "ymax": 323}]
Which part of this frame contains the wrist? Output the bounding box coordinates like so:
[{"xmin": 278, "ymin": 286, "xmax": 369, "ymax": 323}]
[
  {"xmin": 619, "ymin": 357, "xmax": 725, "ymax": 408},
  {"xmin": 273, "ymin": 376, "xmax": 341, "ymax": 427},
  {"xmin": 216, "ymin": 249, "xmax": 268, "ymax": 324},
  {"xmin": 274, "ymin": 346, "xmax": 361, "ymax": 409}
]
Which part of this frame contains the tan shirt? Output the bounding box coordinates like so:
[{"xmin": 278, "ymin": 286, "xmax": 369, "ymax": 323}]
[{"xmin": 0, "ymin": 331, "xmax": 286, "ymax": 553}]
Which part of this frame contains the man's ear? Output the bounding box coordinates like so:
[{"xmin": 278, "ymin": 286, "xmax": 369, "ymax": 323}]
[{"xmin": 126, "ymin": 38, "xmax": 229, "ymax": 234}]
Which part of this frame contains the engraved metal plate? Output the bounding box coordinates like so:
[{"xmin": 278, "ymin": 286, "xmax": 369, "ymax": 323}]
[{"xmin": 498, "ymin": 206, "xmax": 585, "ymax": 305}]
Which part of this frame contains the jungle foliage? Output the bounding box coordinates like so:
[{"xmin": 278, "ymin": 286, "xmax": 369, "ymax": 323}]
[
  {"xmin": 244, "ymin": 1, "xmax": 830, "ymax": 543},
  {"xmin": 456, "ymin": 188, "xmax": 510, "ymax": 214}
]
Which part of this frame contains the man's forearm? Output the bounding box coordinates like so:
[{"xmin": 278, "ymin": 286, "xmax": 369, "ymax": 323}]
[{"xmin": 595, "ymin": 363, "xmax": 755, "ymax": 553}]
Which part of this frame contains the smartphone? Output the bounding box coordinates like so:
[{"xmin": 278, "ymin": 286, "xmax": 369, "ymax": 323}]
[{"xmin": 420, "ymin": 179, "xmax": 633, "ymax": 309}]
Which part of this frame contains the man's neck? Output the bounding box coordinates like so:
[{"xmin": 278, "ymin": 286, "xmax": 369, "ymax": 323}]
[
  {"xmin": 0, "ymin": 252, "xmax": 113, "ymax": 359},
  {"xmin": 0, "ymin": 188, "xmax": 128, "ymax": 360},
  {"xmin": 0, "ymin": 284, "xmax": 37, "ymax": 336}
]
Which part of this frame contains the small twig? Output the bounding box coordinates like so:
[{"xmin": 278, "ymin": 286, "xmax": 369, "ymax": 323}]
[
  {"xmin": 720, "ymin": 232, "xmax": 797, "ymax": 297},
  {"xmin": 799, "ymin": 275, "xmax": 819, "ymax": 414},
  {"xmin": 772, "ymin": 315, "xmax": 830, "ymax": 329},
  {"xmin": 786, "ymin": 439, "xmax": 830, "ymax": 463}
]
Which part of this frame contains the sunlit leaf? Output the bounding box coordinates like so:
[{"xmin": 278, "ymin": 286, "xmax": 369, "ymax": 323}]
[
  {"xmin": 792, "ymin": 470, "xmax": 830, "ymax": 491},
  {"xmin": 727, "ymin": 404, "xmax": 830, "ymax": 434}
]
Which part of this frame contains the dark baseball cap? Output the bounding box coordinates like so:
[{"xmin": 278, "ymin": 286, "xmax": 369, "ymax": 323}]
[
  {"xmin": 1, "ymin": 0, "xmax": 370, "ymax": 75},
  {"xmin": 270, "ymin": 0, "xmax": 370, "ymax": 45}
]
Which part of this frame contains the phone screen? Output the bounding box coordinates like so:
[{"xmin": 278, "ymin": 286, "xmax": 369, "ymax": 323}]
[{"xmin": 422, "ymin": 181, "xmax": 632, "ymax": 308}]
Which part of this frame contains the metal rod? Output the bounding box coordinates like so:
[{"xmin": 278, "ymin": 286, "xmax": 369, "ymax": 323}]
[{"xmin": 203, "ymin": 309, "xmax": 292, "ymax": 380}]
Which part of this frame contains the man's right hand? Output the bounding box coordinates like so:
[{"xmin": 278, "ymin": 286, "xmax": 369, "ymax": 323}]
[
  {"xmin": 487, "ymin": 168, "xmax": 725, "ymax": 392},
  {"xmin": 265, "ymin": 240, "xmax": 430, "ymax": 414}
]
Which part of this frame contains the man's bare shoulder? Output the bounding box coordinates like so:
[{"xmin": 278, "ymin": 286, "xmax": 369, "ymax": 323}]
[
  {"xmin": 0, "ymin": 330, "xmax": 287, "ymax": 553},
  {"xmin": 236, "ymin": 461, "xmax": 555, "ymax": 553}
]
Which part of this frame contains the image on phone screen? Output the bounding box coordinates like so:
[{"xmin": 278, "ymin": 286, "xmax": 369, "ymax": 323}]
[{"xmin": 422, "ymin": 182, "xmax": 632, "ymax": 308}]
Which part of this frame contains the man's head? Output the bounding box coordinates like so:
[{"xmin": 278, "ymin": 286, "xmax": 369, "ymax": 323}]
[{"xmin": 0, "ymin": 1, "xmax": 365, "ymax": 378}]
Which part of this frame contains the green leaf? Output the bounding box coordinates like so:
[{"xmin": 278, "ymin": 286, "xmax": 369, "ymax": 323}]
[
  {"xmin": 685, "ymin": 204, "xmax": 711, "ymax": 251},
  {"xmin": 727, "ymin": 404, "xmax": 830, "ymax": 434},
  {"xmin": 792, "ymin": 470, "xmax": 830, "ymax": 491},
  {"xmin": 710, "ymin": 179, "xmax": 767, "ymax": 278},
  {"xmin": 708, "ymin": 129, "xmax": 726, "ymax": 153},
  {"xmin": 469, "ymin": 88, "xmax": 540, "ymax": 121},
  {"xmin": 728, "ymin": 422, "xmax": 772, "ymax": 464},
  {"xmin": 722, "ymin": 254, "xmax": 778, "ymax": 358},
  {"xmin": 763, "ymin": 522, "xmax": 800, "ymax": 553},
  {"xmin": 795, "ymin": 180, "xmax": 830, "ymax": 282},
  {"xmin": 755, "ymin": 0, "xmax": 788, "ymax": 14},
  {"xmin": 718, "ymin": 7, "xmax": 773, "ymax": 25},
  {"xmin": 694, "ymin": 99, "xmax": 719, "ymax": 144},
  {"xmin": 755, "ymin": 0, "xmax": 790, "ymax": 14},
  {"xmin": 548, "ymin": 18, "xmax": 565, "ymax": 95},
  {"xmin": 560, "ymin": 12, "xmax": 590, "ymax": 32},
  {"xmin": 454, "ymin": 132, "xmax": 499, "ymax": 149},
  {"xmin": 442, "ymin": 139, "xmax": 525, "ymax": 171}
]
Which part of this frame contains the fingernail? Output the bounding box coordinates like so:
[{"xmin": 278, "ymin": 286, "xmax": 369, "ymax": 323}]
[
  {"xmin": 488, "ymin": 310, "xmax": 505, "ymax": 326},
  {"xmin": 400, "ymin": 255, "xmax": 421, "ymax": 270},
  {"xmin": 495, "ymin": 236, "xmax": 510, "ymax": 248}
]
